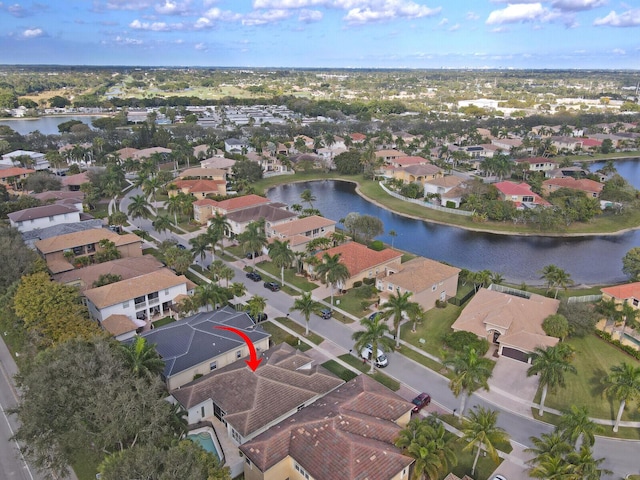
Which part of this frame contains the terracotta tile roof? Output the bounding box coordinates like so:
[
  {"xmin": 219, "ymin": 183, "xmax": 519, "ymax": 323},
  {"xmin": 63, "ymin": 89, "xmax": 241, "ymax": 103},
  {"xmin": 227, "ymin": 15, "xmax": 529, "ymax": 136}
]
[
  {"xmin": 543, "ymin": 177, "xmax": 604, "ymax": 194},
  {"xmin": 173, "ymin": 179, "xmax": 225, "ymax": 194},
  {"xmin": 581, "ymin": 138, "xmax": 602, "ymax": 147},
  {"xmin": 31, "ymin": 190, "xmax": 84, "ymax": 202},
  {"xmin": 374, "ymin": 149, "xmax": 404, "ymax": 158},
  {"xmin": 102, "ymin": 314, "xmax": 137, "ymax": 336},
  {"xmin": 494, "ymin": 181, "xmax": 551, "ymax": 206},
  {"xmin": 601, "ymin": 283, "xmax": 640, "ymax": 301},
  {"xmin": 394, "ymin": 156, "xmax": 429, "ymax": 167},
  {"xmin": 380, "ymin": 257, "xmax": 460, "ymax": 293},
  {"xmin": 426, "ymin": 176, "xmax": 463, "ymax": 188},
  {"xmin": 315, "ymin": 242, "xmax": 402, "ymax": 277},
  {"xmin": 134, "ymin": 147, "xmax": 172, "ymax": 159},
  {"xmin": 114, "ymin": 147, "xmax": 140, "ymax": 159},
  {"xmin": 61, "ymin": 172, "xmax": 90, "ymax": 186},
  {"xmin": 0, "ymin": 167, "xmax": 35, "ymax": 179},
  {"xmin": 172, "ymin": 343, "xmax": 344, "ymax": 437},
  {"xmin": 452, "ymin": 288, "xmax": 559, "ymax": 353},
  {"xmin": 35, "ymin": 229, "xmax": 141, "ymax": 254},
  {"xmin": 214, "ymin": 194, "xmax": 271, "ymax": 212},
  {"xmin": 193, "ymin": 198, "xmax": 217, "ymax": 206},
  {"xmin": 400, "ymin": 163, "xmax": 442, "ymax": 175},
  {"xmin": 178, "ymin": 167, "xmax": 226, "ymax": 179},
  {"xmin": 47, "ymin": 258, "xmax": 75, "ymax": 274},
  {"xmin": 240, "ymin": 375, "xmax": 414, "ymax": 479},
  {"xmin": 8, "ymin": 204, "xmax": 79, "ymax": 222},
  {"xmin": 84, "ymin": 268, "xmax": 188, "ymax": 308},
  {"xmin": 272, "ymin": 215, "xmax": 335, "ymax": 237},
  {"xmin": 350, "ymin": 133, "xmax": 366, "ymax": 141}
]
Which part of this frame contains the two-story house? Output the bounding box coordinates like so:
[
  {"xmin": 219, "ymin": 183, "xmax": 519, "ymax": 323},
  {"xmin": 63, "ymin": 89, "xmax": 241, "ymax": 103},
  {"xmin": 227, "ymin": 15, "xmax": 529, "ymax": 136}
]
[
  {"xmin": 193, "ymin": 194, "xmax": 271, "ymax": 225},
  {"xmin": 226, "ymin": 203, "xmax": 297, "ymax": 236},
  {"xmin": 542, "ymin": 177, "xmax": 604, "ymax": 198},
  {"xmin": 268, "ymin": 215, "xmax": 336, "ymax": 252},
  {"xmin": 8, "ymin": 204, "xmax": 82, "ymax": 233},
  {"xmin": 494, "ymin": 181, "xmax": 551, "ymax": 209},
  {"xmin": 0, "ymin": 167, "xmax": 35, "ymax": 191}
]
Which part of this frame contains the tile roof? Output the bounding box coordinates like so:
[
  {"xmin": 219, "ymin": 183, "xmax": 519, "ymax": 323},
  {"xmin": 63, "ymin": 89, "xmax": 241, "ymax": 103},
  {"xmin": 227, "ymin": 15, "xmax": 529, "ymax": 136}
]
[
  {"xmin": 173, "ymin": 179, "xmax": 225, "ymax": 193},
  {"xmin": 426, "ymin": 176, "xmax": 463, "ymax": 188},
  {"xmin": 0, "ymin": 167, "xmax": 35, "ymax": 179},
  {"xmin": 178, "ymin": 167, "xmax": 226, "ymax": 179},
  {"xmin": 35, "ymin": 229, "xmax": 141, "ymax": 254},
  {"xmin": 172, "ymin": 343, "xmax": 343, "ymax": 437},
  {"xmin": 21, "ymin": 220, "xmax": 104, "ymax": 245},
  {"xmin": 114, "ymin": 147, "xmax": 140, "ymax": 159},
  {"xmin": 102, "ymin": 314, "xmax": 138, "ymax": 336},
  {"xmin": 394, "ymin": 156, "xmax": 429, "ymax": 167},
  {"xmin": 61, "ymin": 172, "xmax": 90, "ymax": 186},
  {"xmin": 516, "ymin": 157, "xmax": 558, "ymax": 165},
  {"xmin": 543, "ymin": 177, "xmax": 604, "ymax": 194},
  {"xmin": 316, "ymin": 242, "xmax": 402, "ymax": 277},
  {"xmin": 271, "ymin": 215, "xmax": 335, "ymax": 237},
  {"xmin": 601, "ymin": 283, "xmax": 640, "ymax": 301},
  {"xmin": 380, "ymin": 257, "xmax": 460, "ymax": 293},
  {"xmin": 8, "ymin": 204, "xmax": 80, "ymax": 222},
  {"xmin": 452, "ymin": 288, "xmax": 559, "ymax": 353},
  {"xmin": 374, "ymin": 149, "xmax": 404, "ymax": 158},
  {"xmin": 400, "ymin": 164, "xmax": 442, "ymax": 175},
  {"xmin": 84, "ymin": 268, "xmax": 188, "ymax": 308},
  {"xmin": 31, "ymin": 191, "xmax": 85, "ymax": 202},
  {"xmin": 143, "ymin": 306, "xmax": 270, "ymax": 379},
  {"xmin": 240, "ymin": 375, "xmax": 414, "ymax": 480},
  {"xmin": 205, "ymin": 194, "xmax": 271, "ymax": 212},
  {"xmin": 226, "ymin": 204, "xmax": 297, "ymax": 224}
]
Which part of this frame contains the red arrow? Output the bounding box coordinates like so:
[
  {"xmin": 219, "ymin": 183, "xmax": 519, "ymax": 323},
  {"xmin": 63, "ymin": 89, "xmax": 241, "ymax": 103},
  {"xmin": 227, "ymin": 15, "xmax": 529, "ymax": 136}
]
[{"xmin": 214, "ymin": 325, "xmax": 263, "ymax": 371}]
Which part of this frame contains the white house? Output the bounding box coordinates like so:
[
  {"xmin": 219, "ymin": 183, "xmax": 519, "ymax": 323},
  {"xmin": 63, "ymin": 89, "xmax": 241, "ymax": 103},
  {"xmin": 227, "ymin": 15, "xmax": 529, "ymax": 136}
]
[
  {"xmin": 1, "ymin": 150, "xmax": 49, "ymax": 171},
  {"xmin": 224, "ymin": 138, "xmax": 250, "ymax": 154},
  {"xmin": 8, "ymin": 204, "xmax": 82, "ymax": 233}
]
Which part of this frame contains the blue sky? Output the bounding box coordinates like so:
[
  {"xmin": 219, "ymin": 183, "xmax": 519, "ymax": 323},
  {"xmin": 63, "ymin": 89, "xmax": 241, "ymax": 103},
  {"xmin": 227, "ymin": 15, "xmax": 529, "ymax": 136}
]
[{"xmin": 0, "ymin": 0, "xmax": 639, "ymax": 68}]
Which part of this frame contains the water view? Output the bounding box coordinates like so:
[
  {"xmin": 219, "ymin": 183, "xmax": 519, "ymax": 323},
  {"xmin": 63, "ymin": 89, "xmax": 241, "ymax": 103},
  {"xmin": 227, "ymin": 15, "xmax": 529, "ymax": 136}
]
[
  {"xmin": 0, "ymin": 115, "xmax": 103, "ymax": 136},
  {"xmin": 267, "ymin": 180, "xmax": 640, "ymax": 285}
]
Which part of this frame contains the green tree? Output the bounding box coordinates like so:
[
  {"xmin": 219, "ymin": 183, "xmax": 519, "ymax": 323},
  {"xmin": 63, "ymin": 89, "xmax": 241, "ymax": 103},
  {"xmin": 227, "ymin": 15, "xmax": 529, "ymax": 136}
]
[
  {"xmin": 352, "ymin": 313, "xmax": 395, "ymax": 374},
  {"xmin": 602, "ymin": 362, "xmax": 640, "ymax": 432},
  {"xmin": 166, "ymin": 193, "xmax": 185, "ymax": 225},
  {"xmin": 152, "ymin": 215, "xmax": 172, "ymax": 235},
  {"xmin": 189, "ymin": 234, "xmax": 210, "ymax": 265},
  {"xmin": 300, "ymin": 188, "xmax": 316, "ymax": 209},
  {"xmin": 232, "ymin": 158, "xmax": 263, "ymax": 183},
  {"xmin": 290, "ymin": 292, "xmax": 323, "ymax": 336},
  {"xmin": 0, "ymin": 226, "xmax": 39, "ymax": 295},
  {"xmin": 557, "ymin": 405, "xmax": 603, "ymax": 449},
  {"xmin": 108, "ymin": 211, "xmax": 129, "ymax": 229},
  {"xmin": 195, "ymin": 282, "xmax": 230, "ymax": 312},
  {"xmin": 526, "ymin": 431, "xmax": 573, "ymax": 461},
  {"xmin": 527, "ymin": 343, "xmax": 577, "ymax": 416},
  {"xmin": 92, "ymin": 273, "xmax": 122, "ymax": 288},
  {"xmin": 119, "ymin": 336, "xmax": 165, "ymax": 380},
  {"xmin": 94, "ymin": 239, "xmax": 122, "ymax": 263},
  {"xmin": 444, "ymin": 346, "xmax": 493, "ymax": 419},
  {"xmin": 462, "ymin": 406, "xmax": 510, "ymax": 476},
  {"xmin": 539, "ymin": 264, "xmax": 574, "ymax": 299},
  {"xmin": 334, "ymin": 150, "xmax": 364, "ymax": 174},
  {"xmin": 208, "ymin": 212, "xmax": 231, "ymax": 256},
  {"xmin": 315, "ymin": 252, "xmax": 350, "ymax": 309},
  {"xmin": 268, "ymin": 239, "xmax": 295, "ymax": 286},
  {"xmin": 127, "ymin": 194, "xmax": 152, "ymax": 227},
  {"xmin": 246, "ymin": 294, "xmax": 267, "ymax": 321},
  {"xmin": 528, "ymin": 453, "xmax": 577, "ymax": 479},
  {"xmin": 542, "ymin": 314, "xmax": 570, "ymax": 341},
  {"xmin": 238, "ymin": 219, "xmax": 267, "ymax": 265},
  {"xmin": 381, "ymin": 290, "xmax": 419, "ymax": 348},
  {"xmin": 567, "ymin": 444, "xmax": 610, "ymax": 480}
]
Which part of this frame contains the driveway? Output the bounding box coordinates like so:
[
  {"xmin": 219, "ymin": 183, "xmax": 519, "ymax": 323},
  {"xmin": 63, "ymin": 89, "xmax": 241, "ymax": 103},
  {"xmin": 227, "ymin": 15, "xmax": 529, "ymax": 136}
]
[{"xmin": 481, "ymin": 356, "xmax": 539, "ymax": 418}]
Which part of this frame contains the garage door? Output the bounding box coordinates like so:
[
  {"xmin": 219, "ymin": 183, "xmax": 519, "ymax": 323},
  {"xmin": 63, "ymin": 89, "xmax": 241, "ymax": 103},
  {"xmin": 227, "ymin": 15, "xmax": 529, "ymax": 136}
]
[{"xmin": 501, "ymin": 347, "xmax": 529, "ymax": 363}]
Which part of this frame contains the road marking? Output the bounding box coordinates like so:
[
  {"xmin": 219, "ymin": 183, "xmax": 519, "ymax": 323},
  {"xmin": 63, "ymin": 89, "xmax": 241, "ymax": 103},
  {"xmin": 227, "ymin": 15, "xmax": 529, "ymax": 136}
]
[
  {"xmin": 1, "ymin": 405, "xmax": 35, "ymax": 480},
  {"xmin": 0, "ymin": 358, "xmax": 19, "ymax": 402}
]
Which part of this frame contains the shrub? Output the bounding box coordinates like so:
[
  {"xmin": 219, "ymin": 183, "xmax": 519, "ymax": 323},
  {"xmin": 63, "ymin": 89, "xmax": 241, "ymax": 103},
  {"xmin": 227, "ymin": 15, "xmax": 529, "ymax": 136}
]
[
  {"xmin": 542, "ymin": 314, "xmax": 569, "ymax": 340},
  {"xmin": 352, "ymin": 280, "xmax": 363, "ymax": 288},
  {"xmin": 369, "ymin": 240, "xmax": 385, "ymax": 251},
  {"xmin": 354, "ymin": 284, "xmax": 377, "ymax": 298},
  {"xmin": 435, "ymin": 299, "xmax": 448, "ymax": 309},
  {"xmin": 442, "ymin": 331, "xmax": 489, "ymax": 355},
  {"xmin": 558, "ymin": 300, "xmax": 598, "ymax": 338},
  {"xmin": 363, "ymin": 277, "xmax": 375, "ymax": 286},
  {"xmin": 594, "ymin": 330, "xmax": 640, "ymax": 360}
]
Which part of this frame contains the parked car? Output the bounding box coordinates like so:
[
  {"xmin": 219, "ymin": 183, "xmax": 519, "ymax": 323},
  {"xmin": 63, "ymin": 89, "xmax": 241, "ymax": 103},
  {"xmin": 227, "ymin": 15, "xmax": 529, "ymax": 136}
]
[
  {"xmin": 263, "ymin": 281, "xmax": 281, "ymax": 292},
  {"xmin": 176, "ymin": 244, "xmax": 187, "ymax": 250},
  {"xmin": 248, "ymin": 312, "xmax": 268, "ymax": 323},
  {"xmin": 368, "ymin": 312, "xmax": 381, "ymax": 321},
  {"xmin": 491, "ymin": 476, "xmax": 507, "ymax": 480},
  {"xmin": 246, "ymin": 271, "xmax": 262, "ymax": 282},
  {"xmin": 411, "ymin": 392, "xmax": 431, "ymax": 413},
  {"xmin": 360, "ymin": 344, "xmax": 388, "ymax": 368},
  {"xmin": 246, "ymin": 251, "xmax": 261, "ymax": 259},
  {"xmin": 320, "ymin": 308, "xmax": 332, "ymax": 319}
]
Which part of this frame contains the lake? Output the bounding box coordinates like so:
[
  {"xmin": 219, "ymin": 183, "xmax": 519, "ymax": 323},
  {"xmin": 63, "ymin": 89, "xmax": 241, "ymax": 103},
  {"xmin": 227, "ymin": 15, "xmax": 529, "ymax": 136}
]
[
  {"xmin": 267, "ymin": 180, "xmax": 640, "ymax": 285},
  {"xmin": 0, "ymin": 115, "xmax": 104, "ymax": 136}
]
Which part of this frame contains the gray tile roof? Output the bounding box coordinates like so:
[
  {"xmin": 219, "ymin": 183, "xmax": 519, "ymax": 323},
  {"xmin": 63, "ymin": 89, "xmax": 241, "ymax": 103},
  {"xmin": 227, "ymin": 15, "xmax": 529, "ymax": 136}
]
[
  {"xmin": 8, "ymin": 204, "xmax": 78, "ymax": 222},
  {"xmin": 21, "ymin": 220, "xmax": 104, "ymax": 248},
  {"xmin": 142, "ymin": 306, "xmax": 270, "ymax": 379}
]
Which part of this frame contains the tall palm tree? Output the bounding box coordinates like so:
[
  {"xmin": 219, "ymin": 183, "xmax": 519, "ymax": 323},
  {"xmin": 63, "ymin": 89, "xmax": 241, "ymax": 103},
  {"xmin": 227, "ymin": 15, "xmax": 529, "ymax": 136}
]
[
  {"xmin": 269, "ymin": 239, "xmax": 295, "ymax": 286},
  {"xmin": 462, "ymin": 406, "xmax": 509, "ymax": 476},
  {"xmin": 407, "ymin": 303, "xmax": 425, "ymax": 333},
  {"xmin": 315, "ymin": 253, "xmax": 350, "ymax": 309},
  {"xmin": 290, "ymin": 292, "xmax": 323, "ymax": 336},
  {"xmin": 527, "ymin": 343, "xmax": 577, "ymax": 416},
  {"xmin": 567, "ymin": 445, "xmax": 610, "ymax": 480},
  {"xmin": 127, "ymin": 194, "xmax": 151, "ymax": 227},
  {"xmin": 388, "ymin": 229, "xmax": 398, "ymax": 248},
  {"xmin": 238, "ymin": 219, "xmax": 267, "ymax": 265},
  {"xmin": 142, "ymin": 175, "xmax": 162, "ymax": 206},
  {"xmin": 395, "ymin": 417, "xmax": 457, "ymax": 480},
  {"xmin": 119, "ymin": 337, "xmax": 165, "ymax": 380},
  {"xmin": 603, "ymin": 362, "xmax": 640, "ymax": 432},
  {"xmin": 208, "ymin": 212, "xmax": 231, "ymax": 256},
  {"xmin": 166, "ymin": 194, "xmax": 184, "ymax": 225},
  {"xmin": 152, "ymin": 215, "xmax": 172, "ymax": 236},
  {"xmin": 189, "ymin": 234, "xmax": 210, "ymax": 265},
  {"xmin": 596, "ymin": 298, "xmax": 620, "ymax": 329},
  {"xmin": 205, "ymin": 227, "xmax": 221, "ymax": 262},
  {"xmin": 300, "ymin": 188, "xmax": 316, "ymax": 209},
  {"xmin": 195, "ymin": 282, "xmax": 229, "ymax": 312},
  {"xmin": 528, "ymin": 454, "xmax": 577, "ymax": 479},
  {"xmin": 525, "ymin": 431, "xmax": 573, "ymax": 461},
  {"xmin": 443, "ymin": 346, "xmax": 493, "ymax": 419},
  {"xmin": 557, "ymin": 405, "xmax": 602, "ymax": 448},
  {"xmin": 246, "ymin": 295, "xmax": 267, "ymax": 321},
  {"xmin": 381, "ymin": 290, "xmax": 419, "ymax": 348},
  {"xmin": 352, "ymin": 314, "xmax": 395, "ymax": 374},
  {"xmin": 619, "ymin": 300, "xmax": 638, "ymax": 335}
]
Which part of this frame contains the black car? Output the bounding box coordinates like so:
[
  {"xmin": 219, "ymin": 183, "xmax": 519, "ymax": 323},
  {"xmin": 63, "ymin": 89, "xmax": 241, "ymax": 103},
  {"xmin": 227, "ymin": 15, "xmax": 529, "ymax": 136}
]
[
  {"xmin": 176, "ymin": 244, "xmax": 187, "ymax": 250},
  {"xmin": 248, "ymin": 312, "xmax": 268, "ymax": 323},
  {"xmin": 263, "ymin": 281, "xmax": 281, "ymax": 292},
  {"xmin": 320, "ymin": 308, "xmax": 332, "ymax": 319},
  {"xmin": 246, "ymin": 271, "xmax": 262, "ymax": 282},
  {"xmin": 246, "ymin": 251, "xmax": 261, "ymax": 259}
]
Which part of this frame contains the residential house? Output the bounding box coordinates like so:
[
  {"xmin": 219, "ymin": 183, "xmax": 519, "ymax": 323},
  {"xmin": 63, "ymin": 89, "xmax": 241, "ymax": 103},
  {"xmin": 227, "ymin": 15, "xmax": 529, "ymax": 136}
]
[
  {"xmin": 171, "ymin": 343, "xmax": 344, "ymax": 445},
  {"xmin": 376, "ymin": 257, "xmax": 460, "ymax": 310},
  {"xmin": 169, "ymin": 179, "xmax": 227, "ymax": 199},
  {"xmin": 61, "ymin": 172, "xmax": 90, "ymax": 191},
  {"xmin": 35, "ymin": 228, "xmax": 143, "ymax": 274},
  {"xmin": 311, "ymin": 241, "xmax": 402, "ymax": 289},
  {"xmin": 31, "ymin": 190, "xmax": 84, "ymax": 204},
  {"xmin": 424, "ymin": 176, "xmax": 464, "ymax": 205},
  {"xmin": 224, "ymin": 138, "xmax": 250, "ymax": 154},
  {"xmin": 542, "ymin": 177, "xmax": 604, "ymax": 198},
  {"xmin": 143, "ymin": 305, "xmax": 270, "ymax": 390},
  {"xmin": 515, "ymin": 157, "xmax": 558, "ymax": 173},
  {"xmin": 193, "ymin": 194, "xmax": 271, "ymax": 225},
  {"xmin": 200, "ymin": 157, "xmax": 236, "ymax": 174},
  {"xmin": 20, "ymin": 219, "xmax": 104, "ymax": 250},
  {"xmin": 349, "ymin": 132, "xmax": 367, "ymax": 144},
  {"xmin": 0, "ymin": 167, "xmax": 35, "ymax": 191},
  {"xmin": 385, "ymin": 155, "xmax": 429, "ymax": 169},
  {"xmin": 451, "ymin": 287, "xmax": 560, "ymax": 362},
  {"xmin": 550, "ymin": 136, "xmax": 583, "ymax": 152},
  {"xmin": 494, "ymin": 181, "xmax": 551, "ymax": 209},
  {"xmin": 269, "ymin": 216, "xmax": 336, "ymax": 252},
  {"xmin": 1, "ymin": 150, "xmax": 49, "ymax": 171},
  {"xmin": 226, "ymin": 204, "xmax": 297, "ymax": 236},
  {"xmin": 374, "ymin": 149, "xmax": 405, "ymax": 163},
  {"xmin": 239, "ymin": 375, "xmax": 414, "ymax": 480},
  {"xmin": 388, "ymin": 164, "xmax": 444, "ymax": 186},
  {"xmin": 134, "ymin": 147, "xmax": 172, "ymax": 161},
  {"xmin": 84, "ymin": 267, "xmax": 195, "ymax": 325},
  {"xmin": 8, "ymin": 204, "xmax": 82, "ymax": 233},
  {"xmin": 178, "ymin": 167, "xmax": 226, "ymax": 181},
  {"xmin": 546, "ymin": 166, "xmax": 589, "ymax": 179},
  {"xmin": 601, "ymin": 283, "xmax": 640, "ymax": 309},
  {"xmin": 490, "ymin": 137, "xmax": 524, "ymax": 151},
  {"xmin": 580, "ymin": 138, "xmax": 602, "ymax": 151}
]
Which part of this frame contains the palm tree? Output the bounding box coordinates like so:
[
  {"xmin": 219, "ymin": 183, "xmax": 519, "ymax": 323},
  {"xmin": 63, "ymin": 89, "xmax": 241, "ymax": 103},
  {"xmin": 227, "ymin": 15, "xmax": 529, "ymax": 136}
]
[
  {"xmin": 381, "ymin": 290, "xmax": 419, "ymax": 348},
  {"xmin": 238, "ymin": 220, "xmax": 267, "ymax": 265},
  {"xmin": 567, "ymin": 445, "xmax": 610, "ymax": 480},
  {"xmin": 205, "ymin": 227, "xmax": 221, "ymax": 262},
  {"xmin": 290, "ymin": 292, "xmax": 323, "ymax": 336},
  {"xmin": 195, "ymin": 282, "xmax": 229, "ymax": 312},
  {"xmin": 352, "ymin": 314, "xmax": 395, "ymax": 374},
  {"xmin": 407, "ymin": 304, "xmax": 425, "ymax": 333},
  {"xmin": 152, "ymin": 215, "xmax": 172, "ymax": 236},
  {"xmin": 208, "ymin": 212, "xmax": 231, "ymax": 256},
  {"xmin": 119, "ymin": 337, "xmax": 165, "ymax": 380},
  {"xmin": 462, "ymin": 406, "xmax": 509, "ymax": 476},
  {"xmin": 300, "ymin": 188, "xmax": 316, "ymax": 209},
  {"xmin": 268, "ymin": 239, "xmax": 295, "ymax": 286},
  {"xmin": 443, "ymin": 346, "xmax": 493, "ymax": 419},
  {"xmin": 395, "ymin": 417, "xmax": 457, "ymax": 480},
  {"xmin": 619, "ymin": 300, "xmax": 638, "ymax": 335},
  {"xmin": 490, "ymin": 272, "xmax": 505, "ymax": 285},
  {"xmin": 388, "ymin": 229, "xmax": 398, "ymax": 248},
  {"xmin": 557, "ymin": 405, "xmax": 602, "ymax": 448},
  {"xmin": 127, "ymin": 194, "xmax": 151, "ymax": 227},
  {"xmin": 315, "ymin": 253, "xmax": 350, "ymax": 309},
  {"xmin": 525, "ymin": 431, "xmax": 573, "ymax": 461},
  {"xmin": 189, "ymin": 234, "xmax": 210, "ymax": 265},
  {"xmin": 142, "ymin": 175, "xmax": 162, "ymax": 206},
  {"xmin": 166, "ymin": 194, "xmax": 184, "ymax": 225},
  {"xmin": 246, "ymin": 294, "xmax": 267, "ymax": 321},
  {"xmin": 528, "ymin": 454, "xmax": 577, "ymax": 479},
  {"xmin": 526, "ymin": 343, "xmax": 577, "ymax": 416},
  {"xmin": 596, "ymin": 298, "xmax": 620, "ymax": 330},
  {"xmin": 603, "ymin": 362, "xmax": 640, "ymax": 432},
  {"xmin": 539, "ymin": 264, "xmax": 574, "ymax": 299}
]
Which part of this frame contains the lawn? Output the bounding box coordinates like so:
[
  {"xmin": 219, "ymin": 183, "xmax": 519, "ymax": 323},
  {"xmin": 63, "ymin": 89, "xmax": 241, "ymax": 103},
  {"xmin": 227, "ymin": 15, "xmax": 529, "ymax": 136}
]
[
  {"xmin": 71, "ymin": 448, "xmax": 104, "ymax": 480},
  {"xmin": 152, "ymin": 316, "xmax": 175, "ymax": 328},
  {"xmin": 323, "ymin": 286, "xmax": 377, "ymax": 319},
  {"xmin": 255, "ymin": 261, "xmax": 318, "ymax": 292},
  {"xmin": 441, "ymin": 438, "xmax": 504, "ymax": 480},
  {"xmin": 321, "ymin": 359, "xmax": 358, "ymax": 383},
  {"xmin": 260, "ymin": 319, "xmax": 311, "ymax": 352},
  {"xmin": 540, "ymin": 334, "xmax": 640, "ymax": 424},
  {"xmin": 339, "ymin": 354, "xmax": 400, "ymax": 391},
  {"xmin": 400, "ymin": 303, "xmax": 464, "ymax": 360},
  {"xmin": 276, "ymin": 317, "xmax": 324, "ymax": 345}
]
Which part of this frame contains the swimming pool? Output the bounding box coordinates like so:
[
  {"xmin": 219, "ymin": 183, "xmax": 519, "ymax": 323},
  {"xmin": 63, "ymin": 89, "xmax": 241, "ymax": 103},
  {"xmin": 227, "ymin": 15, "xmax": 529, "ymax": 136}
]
[
  {"xmin": 187, "ymin": 428, "xmax": 222, "ymax": 462},
  {"xmin": 622, "ymin": 332, "xmax": 640, "ymax": 349}
]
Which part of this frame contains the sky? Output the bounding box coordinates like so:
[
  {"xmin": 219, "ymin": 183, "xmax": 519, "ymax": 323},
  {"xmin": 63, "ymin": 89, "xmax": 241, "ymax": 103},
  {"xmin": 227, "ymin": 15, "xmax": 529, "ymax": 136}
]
[{"xmin": 0, "ymin": 0, "xmax": 639, "ymax": 69}]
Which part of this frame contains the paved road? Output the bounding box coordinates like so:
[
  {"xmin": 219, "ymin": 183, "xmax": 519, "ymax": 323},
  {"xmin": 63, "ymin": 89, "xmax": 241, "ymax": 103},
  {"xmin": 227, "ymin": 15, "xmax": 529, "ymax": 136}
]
[{"xmin": 122, "ymin": 186, "xmax": 640, "ymax": 480}]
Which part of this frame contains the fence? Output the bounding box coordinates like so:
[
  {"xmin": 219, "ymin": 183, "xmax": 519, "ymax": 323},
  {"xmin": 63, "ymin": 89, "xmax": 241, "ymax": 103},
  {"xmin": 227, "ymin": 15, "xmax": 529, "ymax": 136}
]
[
  {"xmin": 378, "ymin": 182, "xmax": 473, "ymax": 216},
  {"xmin": 489, "ymin": 283, "xmax": 532, "ymax": 299},
  {"xmin": 448, "ymin": 288, "xmax": 476, "ymax": 306},
  {"xmin": 567, "ymin": 294, "xmax": 602, "ymax": 304}
]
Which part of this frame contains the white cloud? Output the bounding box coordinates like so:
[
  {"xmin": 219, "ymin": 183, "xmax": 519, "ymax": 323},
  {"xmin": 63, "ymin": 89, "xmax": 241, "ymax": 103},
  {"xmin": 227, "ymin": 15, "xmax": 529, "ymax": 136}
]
[
  {"xmin": 253, "ymin": 0, "xmax": 328, "ymax": 7},
  {"xmin": 242, "ymin": 8, "xmax": 292, "ymax": 25},
  {"xmin": 465, "ymin": 11, "xmax": 480, "ymax": 21},
  {"xmin": 448, "ymin": 23, "xmax": 460, "ymax": 31},
  {"xmin": 594, "ymin": 9, "xmax": 640, "ymax": 27},
  {"xmin": 486, "ymin": 3, "xmax": 557, "ymax": 25},
  {"xmin": 195, "ymin": 42, "xmax": 207, "ymax": 50},
  {"xmin": 129, "ymin": 19, "xmax": 184, "ymax": 31},
  {"xmin": 8, "ymin": 3, "xmax": 28, "ymax": 17},
  {"xmin": 551, "ymin": 0, "xmax": 607, "ymax": 12},
  {"xmin": 22, "ymin": 27, "xmax": 44, "ymax": 38},
  {"xmin": 155, "ymin": 0, "xmax": 192, "ymax": 15},
  {"xmin": 299, "ymin": 9, "xmax": 323, "ymax": 22},
  {"xmin": 105, "ymin": 0, "xmax": 152, "ymax": 10},
  {"xmin": 194, "ymin": 7, "xmax": 243, "ymax": 28},
  {"xmin": 114, "ymin": 36, "xmax": 144, "ymax": 45},
  {"xmin": 344, "ymin": 1, "xmax": 441, "ymax": 25},
  {"xmin": 438, "ymin": 17, "xmax": 448, "ymax": 26},
  {"xmin": 612, "ymin": 48, "xmax": 626, "ymax": 54}
]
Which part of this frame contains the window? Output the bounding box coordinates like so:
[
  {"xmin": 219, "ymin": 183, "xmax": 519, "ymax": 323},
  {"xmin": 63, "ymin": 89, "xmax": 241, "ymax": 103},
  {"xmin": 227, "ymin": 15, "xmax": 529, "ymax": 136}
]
[
  {"xmin": 388, "ymin": 284, "xmax": 393, "ymax": 291},
  {"xmin": 164, "ymin": 289, "xmax": 169, "ymax": 295},
  {"xmin": 210, "ymin": 361, "xmax": 217, "ymax": 371},
  {"xmin": 48, "ymin": 216, "xmax": 54, "ymax": 221},
  {"xmin": 522, "ymin": 196, "xmax": 534, "ymax": 202},
  {"xmin": 236, "ymin": 350, "xmax": 242, "ymax": 359},
  {"xmin": 231, "ymin": 428, "xmax": 241, "ymax": 443},
  {"xmin": 633, "ymin": 299, "xmax": 639, "ymax": 307},
  {"xmin": 201, "ymin": 406, "xmax": 205, "ymax": 417},
  {"xmin": 294, "ymin": 462, "xmax": 310, "ymax": 480}
]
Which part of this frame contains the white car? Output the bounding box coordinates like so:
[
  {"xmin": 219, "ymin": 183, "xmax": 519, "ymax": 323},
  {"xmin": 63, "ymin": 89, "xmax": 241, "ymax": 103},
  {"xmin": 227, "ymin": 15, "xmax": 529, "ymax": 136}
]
[{"xmin": 360, "ymin": 344, "xmax": 389, "ymax": 368}]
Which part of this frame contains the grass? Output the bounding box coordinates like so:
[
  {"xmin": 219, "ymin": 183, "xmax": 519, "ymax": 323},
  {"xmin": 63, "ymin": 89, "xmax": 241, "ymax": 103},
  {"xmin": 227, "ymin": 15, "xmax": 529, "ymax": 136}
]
[
  {"xmin": 400, "ymin": 303, "xmax": 464, "ymax": 359},
  {"xmin": 321, "ymin": 359, "xmax": 358, "ymax": 382},
  {"xmin": 397, "ymin": 345, "xmax": 449, "ymax": 376},
  {"xmin": 255, "ymin": 262, "xmax": 318, "ymax": 292},
  {"xmin": 538, "ymin": 334, "xmax": 640, "ymax": 424},
  {"xmin": 260, "ymin": 320, "xmax": 311, "ymax": 352},
  {"xmin": 442, "ymin": 438, "xmax": 504, "ymax": 480},
  {"xmin": 323, "ymin": 287, "xmax": 377, "ymax": 319},
  {"xmin": 152, "ymin": 316, "xmax": 175, "ymax": 328},
  {"xmin": 339, "ymin": 354, "xmax": 401, "ymax": 391},
  {"xmin": 276, "ymin": 317, "xmax": 324, "ymax": 345},
  {"xmin": 71, "ymin": 448, "xmax": 104, "ymax": 480},
  {"xmin": 185, "ymin": 270, "xmax": 205, "ymax": 286}
]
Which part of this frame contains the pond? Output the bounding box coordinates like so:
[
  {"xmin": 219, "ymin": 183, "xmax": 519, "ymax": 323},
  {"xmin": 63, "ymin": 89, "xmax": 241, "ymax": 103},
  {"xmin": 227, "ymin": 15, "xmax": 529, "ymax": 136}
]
[
  {"xmin": 0, "ymin": 115, "xmax": 104, "ymax": 135},
  {"xmin": 267, "ymin": 180, "xmax": 640, "ymax": 285}
]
